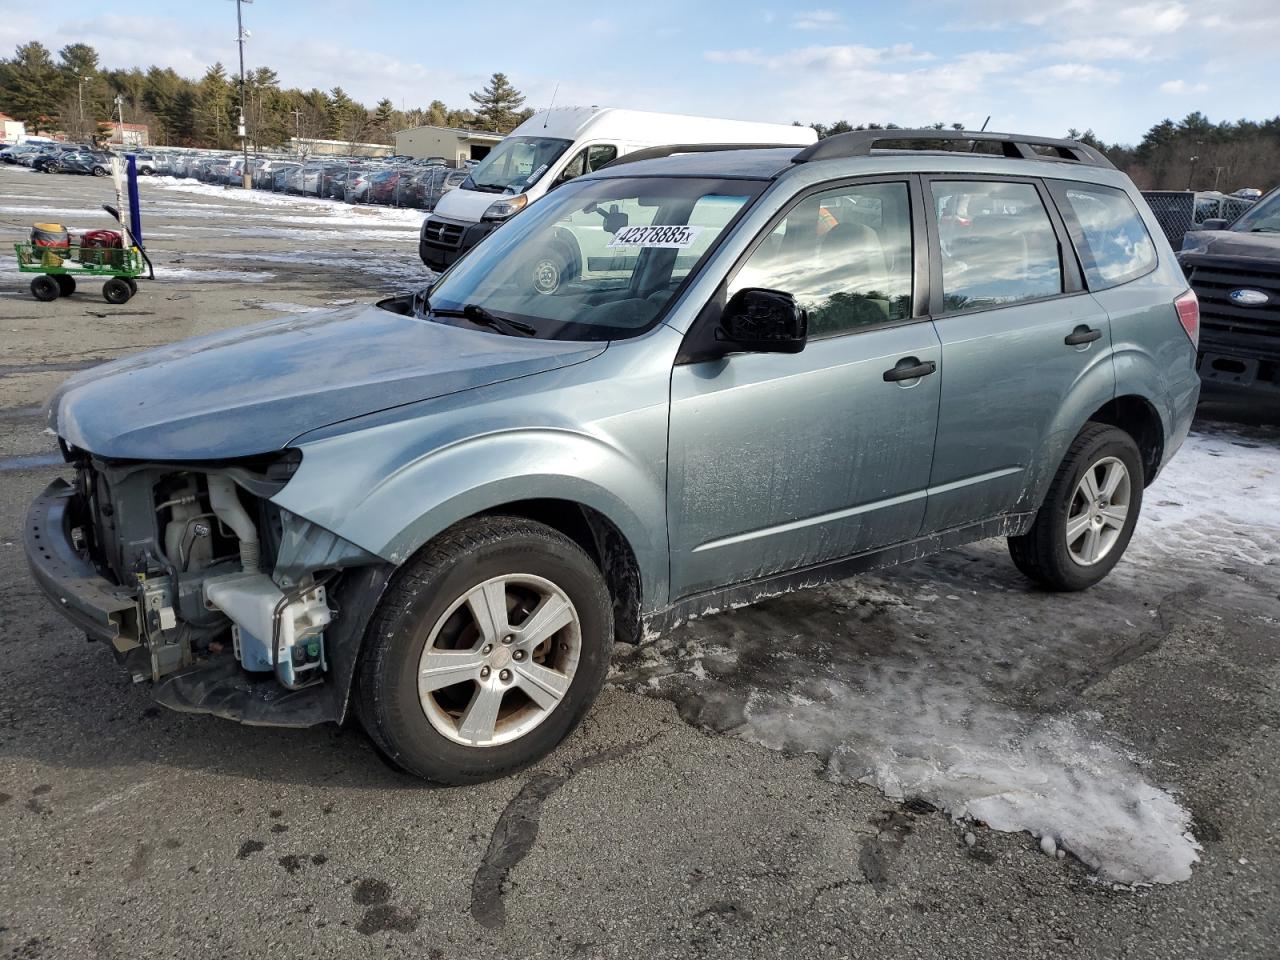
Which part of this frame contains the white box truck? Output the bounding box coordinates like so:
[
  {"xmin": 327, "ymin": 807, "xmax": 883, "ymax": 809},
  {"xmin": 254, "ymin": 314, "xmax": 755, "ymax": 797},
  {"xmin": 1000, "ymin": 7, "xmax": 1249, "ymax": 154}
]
[{"xmin": 419, "ymin": 106, "xmax": 817, "ymax": 271}]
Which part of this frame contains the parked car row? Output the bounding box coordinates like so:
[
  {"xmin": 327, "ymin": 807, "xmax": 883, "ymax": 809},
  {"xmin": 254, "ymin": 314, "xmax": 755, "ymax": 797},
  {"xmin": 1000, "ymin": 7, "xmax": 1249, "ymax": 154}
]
[{"xmin": 155, "ymin": 150, "xmax": 473, "ymax": 211}]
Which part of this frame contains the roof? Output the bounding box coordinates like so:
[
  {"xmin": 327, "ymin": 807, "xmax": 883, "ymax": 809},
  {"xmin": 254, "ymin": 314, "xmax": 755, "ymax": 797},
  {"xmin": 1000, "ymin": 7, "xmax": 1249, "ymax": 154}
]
[
  {"xmin": 590, "ymin": 147, "xmax": 799, "ymax": 180},
  {"xmin": 396, "ymin": 124, "xmax": 503, "ymax": 142}
]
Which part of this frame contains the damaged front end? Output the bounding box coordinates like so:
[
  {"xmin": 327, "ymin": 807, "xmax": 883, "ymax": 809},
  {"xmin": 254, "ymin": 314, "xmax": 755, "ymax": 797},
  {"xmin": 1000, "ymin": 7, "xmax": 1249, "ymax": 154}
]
[{"xmin": 25, "ymin": 447, "xmax": 392, "ymax": 726}]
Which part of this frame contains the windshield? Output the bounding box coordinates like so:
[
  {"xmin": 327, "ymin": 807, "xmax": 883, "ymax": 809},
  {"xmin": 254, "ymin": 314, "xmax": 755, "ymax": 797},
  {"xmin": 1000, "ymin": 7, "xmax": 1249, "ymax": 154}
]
[
  {"xmin": 466, "ymin": 136, "xmax": 573, "ymax": 194},
  {"xmin": 1231, "ymin": 189, "xmax": 1280, "ymax": 233},
  {"xmin": 428, "ymin": 176, "xmax": 766, "ymax": 341}
]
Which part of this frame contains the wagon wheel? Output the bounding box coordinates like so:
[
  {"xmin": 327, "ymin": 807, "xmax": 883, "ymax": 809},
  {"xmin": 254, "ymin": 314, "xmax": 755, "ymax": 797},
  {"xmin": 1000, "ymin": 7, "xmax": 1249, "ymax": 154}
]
[
  {"xmin": 54, "ymin": 275, "xmax": 76, "ymax": 296},
  {"xmin": 30, "ymin": 275, "xmax": 60, "ymax": 301},
  {"xmin": 102, "ymin": 278, "xmax": 132, "ymax": 304}
]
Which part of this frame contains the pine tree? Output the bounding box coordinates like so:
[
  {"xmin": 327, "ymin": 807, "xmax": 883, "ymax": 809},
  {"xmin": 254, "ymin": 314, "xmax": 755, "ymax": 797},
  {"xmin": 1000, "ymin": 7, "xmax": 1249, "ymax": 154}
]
[
  {"xmin": 468, "ymin": 72, "xmax": 525, "ymax": 133},
  {"xmin": 372, "ymin": 97, "xmax": 395, "ymax": 142},
  {"xmin": 328, "ymin": 86, "xmax": 353, "ymax": 139},
  {"xmin": 0, "ymin": 42, "xmax": 61, "ymax": 132}
]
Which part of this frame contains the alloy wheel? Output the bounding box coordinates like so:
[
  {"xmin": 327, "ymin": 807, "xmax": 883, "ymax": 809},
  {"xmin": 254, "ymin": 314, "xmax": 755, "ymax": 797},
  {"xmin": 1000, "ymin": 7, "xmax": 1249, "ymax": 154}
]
[
  {"xmin": 417, "ymin": 574, "xmax": 581, "ymax": 747},
  {"xmin": 1065, "ymin": 455, "xmax": 1131, "ymax": 566}
]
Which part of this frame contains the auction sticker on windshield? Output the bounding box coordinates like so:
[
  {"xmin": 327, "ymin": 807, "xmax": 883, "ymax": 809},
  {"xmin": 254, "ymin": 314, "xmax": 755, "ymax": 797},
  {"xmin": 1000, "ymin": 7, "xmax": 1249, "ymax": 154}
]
[{"xmin": 609, "ymin": 225, "xmax": 704, "ymax": 248}]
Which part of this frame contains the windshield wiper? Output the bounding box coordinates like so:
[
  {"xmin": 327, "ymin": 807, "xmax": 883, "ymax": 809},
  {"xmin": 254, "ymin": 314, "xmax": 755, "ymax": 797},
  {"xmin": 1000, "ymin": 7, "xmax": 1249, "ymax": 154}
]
[{"xmin": 431, "ymin": 303, "xmax": 537, "ymax": 337}]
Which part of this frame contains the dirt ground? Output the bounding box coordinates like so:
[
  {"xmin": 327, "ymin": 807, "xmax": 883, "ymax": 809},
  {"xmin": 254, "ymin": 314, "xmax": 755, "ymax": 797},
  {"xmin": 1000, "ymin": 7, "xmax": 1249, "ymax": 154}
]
[{"xmin": 1, "ymin": 165, "xmax": 1277, "ymax": 960}]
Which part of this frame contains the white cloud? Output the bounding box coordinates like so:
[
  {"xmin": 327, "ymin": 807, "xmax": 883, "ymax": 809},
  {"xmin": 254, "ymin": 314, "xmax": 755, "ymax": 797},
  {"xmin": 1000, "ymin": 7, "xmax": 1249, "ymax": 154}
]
[
  {"xmin": 1025, "ymin": 63, "xmax": 1124, "ymax": 85},
  {"xmin": 1159, "ymin": 79, "xmax": 1208, "ymax": 94},
  {"xmin": 791, "ymin": 9, "xmax": 844, "ymax": 30},
  {"xmin": 1041, "ymin": 37, "xmax": 1157, "ymax": 61}
]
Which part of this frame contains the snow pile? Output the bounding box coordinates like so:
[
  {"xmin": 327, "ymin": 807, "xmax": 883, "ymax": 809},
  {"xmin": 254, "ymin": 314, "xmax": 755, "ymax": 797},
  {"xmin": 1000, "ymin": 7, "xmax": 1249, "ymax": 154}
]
[{"xmin": 617, "ymin": 423, "xmax": 1279, "ymax": 886}]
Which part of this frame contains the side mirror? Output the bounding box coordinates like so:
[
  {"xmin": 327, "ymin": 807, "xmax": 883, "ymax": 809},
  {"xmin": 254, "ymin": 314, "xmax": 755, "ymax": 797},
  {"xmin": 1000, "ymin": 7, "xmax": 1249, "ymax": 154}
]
[
  {"xmin": 601, "ymin": 204, "xmax": 629, "ymax": 235},
  {"xmin": 1199, "ymin": 218, "xmax": 1229, "ymax": 231},
  {"xmin": 717, "ymin": 288, "xmax": 807, "ymax": 354}
]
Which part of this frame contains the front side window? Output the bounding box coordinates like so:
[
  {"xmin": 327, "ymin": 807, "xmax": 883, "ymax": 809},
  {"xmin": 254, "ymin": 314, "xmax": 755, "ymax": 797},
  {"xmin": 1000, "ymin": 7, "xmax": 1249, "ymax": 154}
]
[
  {"xmin": 1056, "ymin": 183, "xmax": 1157, "ymax": 289},
  {"xmin": 931, "ymin": 180, "xmax": 1063, "ymax": 313},
  {"xmin": 466, "ymin": 136, "xmax": 574, "ymax": 194},
  {"xmin": 428, "ymin": 176, "xmax": 764, "ymax": 340},
  {"xmin": 730, "ymin": 182, "xmax": 914, "ymax": 336},
  {"xmin": 1230, "ymin": 187, "xmax": 1280, "ymax": 234}
]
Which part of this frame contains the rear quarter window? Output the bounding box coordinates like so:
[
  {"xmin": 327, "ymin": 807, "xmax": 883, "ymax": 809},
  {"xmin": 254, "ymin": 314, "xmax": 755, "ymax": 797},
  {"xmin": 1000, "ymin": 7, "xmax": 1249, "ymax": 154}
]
[{"xmin": 1052, "ymin": 182, "xmax": 1157, "ymax": 290}]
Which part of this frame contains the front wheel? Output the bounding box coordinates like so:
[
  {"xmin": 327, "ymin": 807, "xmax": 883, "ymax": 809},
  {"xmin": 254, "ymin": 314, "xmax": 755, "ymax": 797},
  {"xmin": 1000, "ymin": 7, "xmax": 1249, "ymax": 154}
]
[
  {"xmin": 30, "ymin": 275, "xmax": 59, "ymax": 301},
  {"xmin": 1008, "ymin": 422, "xmax": 1144, "ymax": 591},
  {"xmin": 54, "ymin": 274, "xmax": 76, "ymax": 296},
  {"xmin": 357, "ymin": 516, "xmax": 614, "ymax": 784},
  {"xmin": 102, "ymin": 277, "xmax": 132, "ymax": 304}
]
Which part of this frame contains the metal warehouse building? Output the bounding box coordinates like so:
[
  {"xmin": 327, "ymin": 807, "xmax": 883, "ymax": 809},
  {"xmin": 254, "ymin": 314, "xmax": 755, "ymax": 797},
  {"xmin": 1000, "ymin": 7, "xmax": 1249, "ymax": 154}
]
[{"xmin": 394, "ymin": 124, "xmax": 503, "ymax": 165}]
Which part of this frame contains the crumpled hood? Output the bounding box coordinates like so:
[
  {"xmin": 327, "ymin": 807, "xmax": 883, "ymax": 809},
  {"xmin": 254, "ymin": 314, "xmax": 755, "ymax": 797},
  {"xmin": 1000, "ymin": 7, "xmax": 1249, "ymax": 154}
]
[
  {"xmin": 1181, "ymin": 229, "xmax": 1280, "ymax": 260},
  {"xmin": 50, "ymin": 302, "xmax": 605, "ymax": 461}
]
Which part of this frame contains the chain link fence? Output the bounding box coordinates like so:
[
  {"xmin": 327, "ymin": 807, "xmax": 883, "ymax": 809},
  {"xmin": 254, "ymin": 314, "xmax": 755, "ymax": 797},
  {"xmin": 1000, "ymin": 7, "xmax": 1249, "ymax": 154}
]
[{"xmin": 1141, "ymin": 190, "xmax": 1257, "ymax": 249}]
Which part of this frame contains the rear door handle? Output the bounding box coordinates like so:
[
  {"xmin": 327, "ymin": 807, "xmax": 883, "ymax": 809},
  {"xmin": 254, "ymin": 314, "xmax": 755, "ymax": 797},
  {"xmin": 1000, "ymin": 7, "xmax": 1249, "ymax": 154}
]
[
  {"xmin": 1064, "ymin": 325, "xmax": 1102, "ymax": 346},
  {"xmin": 883, "ymin": 358, "xmax": 937, "ymax": 382}
]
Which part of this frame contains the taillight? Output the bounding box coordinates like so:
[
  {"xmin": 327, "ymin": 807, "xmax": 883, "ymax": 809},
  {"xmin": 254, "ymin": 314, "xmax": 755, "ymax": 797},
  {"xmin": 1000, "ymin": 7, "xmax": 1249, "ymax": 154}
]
[{"xmin": 1174, "ymin": 289, "xmax": 1199, "ymax": 348}]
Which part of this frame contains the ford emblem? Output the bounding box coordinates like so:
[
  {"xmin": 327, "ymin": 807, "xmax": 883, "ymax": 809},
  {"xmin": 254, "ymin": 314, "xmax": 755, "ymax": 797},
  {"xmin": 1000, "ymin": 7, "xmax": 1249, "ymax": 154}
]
[{"xmin": 1228, "ymin": 288, "xmax": 1269, "ymax": 306}]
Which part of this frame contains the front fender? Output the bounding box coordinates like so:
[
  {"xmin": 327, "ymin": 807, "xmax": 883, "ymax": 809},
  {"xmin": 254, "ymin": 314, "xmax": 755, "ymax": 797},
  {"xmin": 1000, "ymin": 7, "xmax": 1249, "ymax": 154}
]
[{"xmin": 272, "ymin": 333, "xmax": 679, "ymax": 613}]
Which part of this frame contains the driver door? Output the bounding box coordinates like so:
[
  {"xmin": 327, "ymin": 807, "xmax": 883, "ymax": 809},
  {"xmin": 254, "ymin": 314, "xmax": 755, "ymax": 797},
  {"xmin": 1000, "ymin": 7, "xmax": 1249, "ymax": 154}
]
[{"xmin": 666, "ymin": 179, "xmax": 941, "ymax": 600}]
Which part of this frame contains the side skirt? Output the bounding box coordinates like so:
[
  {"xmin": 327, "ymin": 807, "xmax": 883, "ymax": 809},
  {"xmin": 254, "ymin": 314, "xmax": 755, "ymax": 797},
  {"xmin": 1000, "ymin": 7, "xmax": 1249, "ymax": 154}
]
[{"xmin": 646, "ymin": 514, "xmax": 1033, "ymax": 634}]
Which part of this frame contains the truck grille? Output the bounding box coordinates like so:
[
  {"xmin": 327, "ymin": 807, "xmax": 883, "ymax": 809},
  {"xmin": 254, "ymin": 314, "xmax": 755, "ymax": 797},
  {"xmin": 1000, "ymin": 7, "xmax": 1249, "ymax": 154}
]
[
  {"xmin": 422, "ymin": 218, "xmax": 464, "ymax": 249},
  {"xmin": 1184, "ymin": 258, "xmax": 1280, "ymax": 353}
]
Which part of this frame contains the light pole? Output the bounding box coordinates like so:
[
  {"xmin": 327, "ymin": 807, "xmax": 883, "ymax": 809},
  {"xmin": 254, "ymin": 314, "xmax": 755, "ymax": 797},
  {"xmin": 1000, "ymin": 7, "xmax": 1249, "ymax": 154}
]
[
  {"xmin": 231, "ymin": 0, "xmax": 254, "ymax": 189},
  {"xmin": 76, "ymin": 75, "xmax": 89, "ymax": 140},
  {"xmin": 114, "ymin": 94, "xmax": 126, "ymax": 146}
]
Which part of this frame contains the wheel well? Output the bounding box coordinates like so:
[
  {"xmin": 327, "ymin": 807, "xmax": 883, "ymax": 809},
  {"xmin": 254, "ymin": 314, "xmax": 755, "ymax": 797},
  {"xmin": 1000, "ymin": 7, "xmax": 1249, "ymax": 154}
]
[
  {"xmin": 1088, "ymin": 395, "xmax": 1164, "ymax": 485},
  {"xmin": 478, "ymin": 499, "xmax": 643, "ymax": 644}
]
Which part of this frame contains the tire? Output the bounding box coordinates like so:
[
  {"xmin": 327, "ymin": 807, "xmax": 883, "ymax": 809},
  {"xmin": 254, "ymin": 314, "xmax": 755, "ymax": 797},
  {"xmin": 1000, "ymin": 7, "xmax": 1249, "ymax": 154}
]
[
  {"xmin": 530, "ymin": 242, "xmax": 579, "ymax": 295},
  {"xmin": 102, "ymin": 278, "xmax": 132, "ymax": 304},
  {"xmin": 54, "ymin": 274, "xmax": 75, "ymax": 296},
  {"xmin": 30, "ymin": 275, "xmax": 59, "ymax": 302},
  {"xmin": 125, "ymin": 277, "xmax": 138, "ymax": 295},
  {"xmin": 1008, "ymin": 422, "xmax": 1144, "ymax": 591},
  {"xmin": 357, "ymin": 515, "xmax": 614, "ymax": 784},
  {"xmin": 92, "ymin": 166, "xmax": 107, "ymax": 177}
]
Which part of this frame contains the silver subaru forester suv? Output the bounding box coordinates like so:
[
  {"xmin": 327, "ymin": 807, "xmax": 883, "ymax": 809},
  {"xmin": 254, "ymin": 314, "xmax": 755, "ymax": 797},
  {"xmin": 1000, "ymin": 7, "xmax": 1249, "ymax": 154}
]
[{"xmin": 26, "ymin": 131, "xmax": 1200, "ymax": 782}]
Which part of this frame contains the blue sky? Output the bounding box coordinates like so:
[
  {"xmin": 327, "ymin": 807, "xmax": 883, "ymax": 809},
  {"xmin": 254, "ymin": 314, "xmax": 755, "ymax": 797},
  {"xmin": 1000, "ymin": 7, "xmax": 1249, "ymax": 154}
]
[{"xmin": 3, "ymin": 1, "xmax": 1276, "ymax": 144}]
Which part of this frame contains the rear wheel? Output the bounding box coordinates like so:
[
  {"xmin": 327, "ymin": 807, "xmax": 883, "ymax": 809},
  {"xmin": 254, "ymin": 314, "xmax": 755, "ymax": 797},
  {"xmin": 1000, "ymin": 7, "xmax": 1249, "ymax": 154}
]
[
  {"xmin": 1008, "ymin": 422, "xmax": 1144, "ymax": 591},
  {"xmin": 30, "ymin": 275, "xmax": 59, "ymax": 301},
  {"xmin": 54, "ymin": 274, "xmax": 76, "ymax": 296},
  {"xmin": 125, "ymin": 278, "xmax": 138, "ymax": 294},
  {"xmin": 102, "ymin": 277, "xmax": 132, "ymax": 304},
  {"xmin": 357, "ymin": 516, "xmax": 613, "ymax": 784}
]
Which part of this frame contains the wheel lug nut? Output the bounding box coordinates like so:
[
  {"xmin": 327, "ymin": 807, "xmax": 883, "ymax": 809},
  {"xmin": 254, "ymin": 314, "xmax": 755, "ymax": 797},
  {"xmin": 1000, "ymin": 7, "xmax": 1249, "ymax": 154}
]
[
  {"xmin": 513, "ymin": 650, "xmax": 526, "ymax": 661},
  {"xmin": 480, "ymin": 666, "xmax": 490, "ymax": 679},
  {"xmin": 499, "ymin": 669, "xmax": 512, "ymax": 682},
  {"xmin": 502, "ymin": 634, "xmax": 514, "ymax": 645},
  {"xmin": 482, "ymin": 644, "xmax": 492, "ymax": 654}
]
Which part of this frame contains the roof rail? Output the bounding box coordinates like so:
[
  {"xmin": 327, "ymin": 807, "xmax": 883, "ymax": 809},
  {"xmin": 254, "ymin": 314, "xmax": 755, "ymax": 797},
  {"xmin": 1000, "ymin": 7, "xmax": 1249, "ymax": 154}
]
[
  {"xmin": 791, "ymin": 130, "xmax": 1114, "ymax": 169},
  {"xmin": 597, "ymin": 142, "xmax": 803, "ymax": 170}
]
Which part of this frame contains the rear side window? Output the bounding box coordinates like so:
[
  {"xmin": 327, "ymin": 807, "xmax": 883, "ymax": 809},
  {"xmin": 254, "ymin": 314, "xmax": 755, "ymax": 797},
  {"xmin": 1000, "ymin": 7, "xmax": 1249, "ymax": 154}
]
[
  {"xmin": 930, "ymin": 180, "xmax": 1063, "ymax": 314},
  {"xmin": 1054, "ymin": 183, "xmax": 1157, "ymax": 289}
]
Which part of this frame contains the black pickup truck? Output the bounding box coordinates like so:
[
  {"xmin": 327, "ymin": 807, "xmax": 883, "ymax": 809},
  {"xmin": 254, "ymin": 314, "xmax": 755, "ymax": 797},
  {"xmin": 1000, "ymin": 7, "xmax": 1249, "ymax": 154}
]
[{"xmin": 1178, "ymin": 186, "xmax": 1280, "ymax": 393}]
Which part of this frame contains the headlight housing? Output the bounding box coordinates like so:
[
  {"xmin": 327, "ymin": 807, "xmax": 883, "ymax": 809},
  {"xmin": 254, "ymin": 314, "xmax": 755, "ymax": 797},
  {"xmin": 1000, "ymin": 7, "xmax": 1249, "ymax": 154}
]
[{"xmin": 482, "ymin": 194, "xmax": 529, "ymax": 221}]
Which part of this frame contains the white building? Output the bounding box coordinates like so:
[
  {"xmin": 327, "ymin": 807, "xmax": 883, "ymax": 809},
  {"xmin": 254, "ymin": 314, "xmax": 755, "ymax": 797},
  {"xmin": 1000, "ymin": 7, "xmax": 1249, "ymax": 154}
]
[{"xmin": 0, "ymin": 113, "xmax": 27, "ymax": 144}]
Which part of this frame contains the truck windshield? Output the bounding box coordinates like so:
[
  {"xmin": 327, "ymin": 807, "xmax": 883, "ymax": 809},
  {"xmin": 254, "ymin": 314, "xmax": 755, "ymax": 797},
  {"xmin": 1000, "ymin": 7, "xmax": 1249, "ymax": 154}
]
[
  {"xmin": 1231, "ymin": 189, "xmax": 1280, "ymax": 233},
  {"xmin": 466, "ymin": 136, "xmax": 573, "ymax": 194},
  {"xmin": 427, "ymin": 175, "xmax": 766, "ymax": 341}
]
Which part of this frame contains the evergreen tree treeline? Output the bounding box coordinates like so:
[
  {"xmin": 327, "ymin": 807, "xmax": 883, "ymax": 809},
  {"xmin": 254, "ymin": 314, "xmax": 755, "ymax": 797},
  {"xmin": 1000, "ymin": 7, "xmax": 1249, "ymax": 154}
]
[{"xmin": 0, "ymin": 40, "xmax": 534, "ymax": 148}]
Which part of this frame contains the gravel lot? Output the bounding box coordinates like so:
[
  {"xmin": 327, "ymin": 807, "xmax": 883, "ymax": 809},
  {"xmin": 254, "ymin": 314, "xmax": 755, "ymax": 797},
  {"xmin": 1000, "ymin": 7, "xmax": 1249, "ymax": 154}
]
[{"xmin": 1, "ymin": 165, "xmax": 1277, "ymax": 959}]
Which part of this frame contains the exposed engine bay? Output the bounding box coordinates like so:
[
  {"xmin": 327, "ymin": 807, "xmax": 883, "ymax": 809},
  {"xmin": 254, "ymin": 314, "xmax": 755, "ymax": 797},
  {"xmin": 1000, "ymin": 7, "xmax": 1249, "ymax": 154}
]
[{"xmin": 59, "ymin": 447, "xmax": 391, "ymax": 725}]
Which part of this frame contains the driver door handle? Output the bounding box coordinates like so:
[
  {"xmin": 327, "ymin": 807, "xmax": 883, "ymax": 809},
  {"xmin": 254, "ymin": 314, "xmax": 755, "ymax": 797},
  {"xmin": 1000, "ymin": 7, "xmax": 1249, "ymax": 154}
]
[
  {"xmin": 1064, "ymin": 325, "xmax": 1102, "ymax": 346},
  {"xmin": 883, "ymin": 358, "xmax": 937, "ymax": 382}
]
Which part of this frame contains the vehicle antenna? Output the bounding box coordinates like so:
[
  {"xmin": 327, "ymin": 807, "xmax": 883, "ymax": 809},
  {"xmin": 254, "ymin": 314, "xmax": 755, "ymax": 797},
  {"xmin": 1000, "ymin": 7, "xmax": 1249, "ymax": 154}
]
[{"xmin": 543, "ymin": 83, "xmax": 560, "ymax": 128}]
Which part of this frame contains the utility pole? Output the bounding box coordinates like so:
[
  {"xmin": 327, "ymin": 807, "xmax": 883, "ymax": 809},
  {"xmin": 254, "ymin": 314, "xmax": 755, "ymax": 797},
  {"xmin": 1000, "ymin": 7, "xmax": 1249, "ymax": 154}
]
[
  {"xmin": 232, "ymin": 0, "xmax": 254, "ymax": 188},
  {"xmin": 114, "ymin": 94, "xmax": 126, "ymax": 146},
  {"xmin": 290, "ymin": 107, "xmax": 302, "ymax": 153}
]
